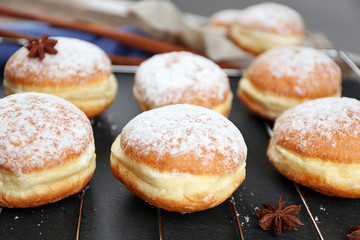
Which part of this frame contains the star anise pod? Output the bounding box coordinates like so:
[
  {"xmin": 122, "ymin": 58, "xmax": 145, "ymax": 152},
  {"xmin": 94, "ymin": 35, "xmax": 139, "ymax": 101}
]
[
  {"xmin": 256, "ymin": 196, "xmax": 304, "ymax": 236},
  {"xmin": 26, "ymin": 34, "xmax": 58, "ymax": 60},
  {"xmin": 348, "ymin": 226, "xmax": 360, "ymax": 240}
]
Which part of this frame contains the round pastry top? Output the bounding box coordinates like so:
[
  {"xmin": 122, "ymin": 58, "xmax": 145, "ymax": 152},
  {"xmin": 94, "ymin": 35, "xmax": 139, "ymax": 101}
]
[
  {"xmin": 120, "ymin": 104, "xmax": 247, "ymax": 175},
  {"xmin": 134, "ymin": 51, "xmax": 230, "ymax": 108},
  {"xmin": 210, "ymin": 9, "xmax": 243, "ymax": 27},
  {"xmin": 0, "ymin": 92, "xmax": 94, "ymax": 174},
  {"xmin": 273, "ymin": 97, "xmax": 360, "ymax": 163},
  {"xmin": 234, "ymin": 2, "xmax": 305, "ymax": 35},
  {"xmin": 246, "ymin": 47, "xmax": 341, "ymax": 98},
  {"xmin": 4, "ymin": 37, "xmax": 112, "ymax": 88}
]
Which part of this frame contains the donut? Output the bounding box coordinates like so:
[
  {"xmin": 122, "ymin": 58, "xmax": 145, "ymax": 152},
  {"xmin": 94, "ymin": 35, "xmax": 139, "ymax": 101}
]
[
  {"xmin": 209, "ymin": 9, "xmax": 243, "ymax": 29},
  {"xmin": 133, "ymin": 51, "xmax": 233, "ymax": 117},
  {"xmin": 110, "ymin": 104, "xmax": 247, "ymax": 213},
  {"xmin": 0, "ymin": 92, "xmax": 96, "ymax": 208},
  {"xmin": 237, "ymin": 46, "xmax": 342, "ymax": 120},
  {"xmin": 229, "ymin": 2, "xmax": 305, "ymax": 55},
  {"xmin": 4, "ymin": 35, "xmax": 117, "ymax": 118},
  {"xmin": 268, "ymin": 97, "xmax": 360, "ymax": 198}
]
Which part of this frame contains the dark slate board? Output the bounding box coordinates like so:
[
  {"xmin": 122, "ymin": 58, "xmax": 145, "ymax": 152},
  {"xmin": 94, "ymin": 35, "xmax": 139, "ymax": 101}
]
[{"xmin": 0, "ymin": 71, "xmax": 360, "ymax": 240}]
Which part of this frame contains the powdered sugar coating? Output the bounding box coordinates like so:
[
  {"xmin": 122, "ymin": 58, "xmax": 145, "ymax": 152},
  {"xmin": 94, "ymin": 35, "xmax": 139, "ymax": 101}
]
[
  {"xmin": 0, "ymin": 92, "xmax": 93, "ymax": 174},
  {"xmin": 236, "ymin": 2, "xmax": 305, "ymax": 35},
  {"xmin": 273, "ymin": 97, "xmax": 360, "ymax": 162},
  {"xmin": 134, "ymin": 51, "xmax": 230, "ymax": 108},
  {"xmin": 247, "ymin": 47, "xmax": 341, "ymax": 97},
  {"xmin": 4, "ymin": 37, "xmax": 111, "ymax": 87},
  {"xmin": 210, "ymin": 9, "xmax": 243, "ymax": 26},
  {"xmin": 120, "ymin": 104, "xmax": 247, "ymax": 174}
]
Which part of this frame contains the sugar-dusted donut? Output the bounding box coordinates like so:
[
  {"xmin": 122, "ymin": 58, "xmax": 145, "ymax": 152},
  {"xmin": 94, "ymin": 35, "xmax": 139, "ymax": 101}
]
[
  {"xmin": 133, "ymin": 51, "xmax": 233, "ymax": 116},
  {"xmin": 229, "ymin": 2, "xmax": 305, "ymax": 55},
  {"xmin": 4, "ymin": 35, "xmax": 117, "ymax": 118},
  {"xmin": 210, "ymin": 9, "xmax": 243, "ymax": 29},
  {"xmin": 238, "ymin": 46, "xmax": 341, "ymax": 120},
  {"xmin": 268, "ymin": 97, "xmax": 360, "ymax": 198},
  {"xmin": 110, "ymin": 104, "xmax": 247, "ymax": 213},
  {"xmin": 0, "ymin": 92, "xmax": 96, "ymax": 208}
]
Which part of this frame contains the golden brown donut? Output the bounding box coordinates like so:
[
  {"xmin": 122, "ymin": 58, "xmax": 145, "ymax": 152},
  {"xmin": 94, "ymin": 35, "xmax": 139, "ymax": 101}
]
[
  {"xmin": 0, "ymin": 92, "xmax": 96, "ymax": 208},
  {"xmin": 4, "ymin": 36, "xmax": 117, "ymax": 118},
  {"xmin": 133, "ymin": 51, "xmax": 233, "ymax": 117},
  {"xmin": 110, "ymin": 104, "xmax": 247, "ymax": 213},
  {"xmin": 237, "ymin": 46, "xmax": 342, "ymax": 120},
  {"xmin": 229, "ymin": 2, "xmax": 305, "ymax": 55},
  {"xmin": 268, "ymin": 97, "xmax": 360, "ymax": 198}
]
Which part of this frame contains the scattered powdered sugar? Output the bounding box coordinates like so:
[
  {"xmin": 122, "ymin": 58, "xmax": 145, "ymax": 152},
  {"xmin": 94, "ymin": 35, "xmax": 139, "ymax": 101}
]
[
  {"xmin": 107, "ymin": 112, "xmax": 113, "ymax": 122},
  {"xmin": 249, "ymin": 47, "xmax": 341, "ymax": 97},
  {"xmin": 135, "ymin": 51, "xmax": 230, "ymax": 108},
  {"xmin": 120, "ymin": 104, "xmax": 247, "ymax": 174},
  {"xmin": 240, "ymin": 215, "xmax": 251, "ymax": 227},
  {"xmin": 320, "ymin": 205, "xmax": 326, "ymax": 211},
  {"xmin": 96, "ymin": 120, "xmax": 103, "ymax": 128},
  {"xmin": 237, "ymin": 2, "xmax": 305, "ymax": 34},
  {"xmin": 77, "ymin": 185, "xmax": 91, "ymax": 198},
  {"xmin": 5, "ymin": 37, "xmax": 111, "ymax": 86},
  {"xmin": 111, "ymin": 124, "xmax": 118, "ymax": 132},
  {"xmin": 273, "ymin": 97, "xmax": 360, "ymax": 159},
  {"xmin": 14, "ymin": 216, "xmax": 19, "ymax": 220},
  {"xmin": 0, "ymin": 92, "xmax": 93, "ymax": 174}
]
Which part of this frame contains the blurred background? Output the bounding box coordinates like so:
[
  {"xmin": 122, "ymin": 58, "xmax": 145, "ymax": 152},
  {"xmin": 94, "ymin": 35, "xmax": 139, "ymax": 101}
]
[{"xmin": 0, "ymin": 0, "xmax": 358, "ymax": 54}]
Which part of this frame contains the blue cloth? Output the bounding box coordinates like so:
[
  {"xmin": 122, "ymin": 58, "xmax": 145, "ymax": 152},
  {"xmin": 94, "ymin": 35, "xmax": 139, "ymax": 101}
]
[{"xmin": 0, "ymin": 21, "xmax": 153, "ymax": 67}]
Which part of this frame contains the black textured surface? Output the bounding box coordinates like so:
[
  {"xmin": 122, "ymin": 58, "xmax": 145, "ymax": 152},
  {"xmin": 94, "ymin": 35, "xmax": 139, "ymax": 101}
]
[{"xmin": 0, "ymin": 73, "xmax": 360, "ymax": 240}]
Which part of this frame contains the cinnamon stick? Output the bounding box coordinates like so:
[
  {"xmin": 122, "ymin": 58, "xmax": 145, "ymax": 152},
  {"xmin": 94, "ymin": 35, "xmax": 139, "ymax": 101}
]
[
  {"xmin": 0, "ymin": 28, "xmax": 145, "ymax": 66},
  {"xmin": 0, "ymin": 27, "xmax": 241, "ymax": 70},
  {"xmin": 108, "ymin": 55, "xmax": 146, "ymax": 66},
  {"xmin": 0, "ymin": 6, "xmax": 197, "ymax": 55},
  {"xmin": 0, "ymin": 28, "xmax": 36, "ymax": 41}
]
